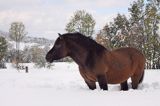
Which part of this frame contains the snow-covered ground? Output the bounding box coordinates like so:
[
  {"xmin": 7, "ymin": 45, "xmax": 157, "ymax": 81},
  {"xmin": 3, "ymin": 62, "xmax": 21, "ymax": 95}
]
[
  {"xmin": 0, "ymin": 62, "xmax": 160, "ymax": 106},
  {"xmin": 9, "ymin": 41, "xmax": 39, "ymax": 50}
]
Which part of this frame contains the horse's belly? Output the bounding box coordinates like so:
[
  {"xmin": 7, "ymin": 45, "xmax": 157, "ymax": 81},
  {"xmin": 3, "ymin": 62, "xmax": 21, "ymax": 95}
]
[{"xmin": 106, "ymin": 70, "xmax": 133, "ymax": 84}]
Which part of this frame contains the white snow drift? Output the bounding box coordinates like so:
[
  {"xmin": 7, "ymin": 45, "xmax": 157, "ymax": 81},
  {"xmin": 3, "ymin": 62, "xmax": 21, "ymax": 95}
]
[{"xmin": 0, "ymin": 62, "xmax": 160, "ymax": 106}]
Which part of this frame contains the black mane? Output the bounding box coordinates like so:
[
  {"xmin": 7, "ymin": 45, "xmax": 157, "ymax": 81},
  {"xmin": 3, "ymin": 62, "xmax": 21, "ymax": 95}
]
[
  {"xmin": 62, "ymin": 32, "xmax": 106, "ymax": 52},
  {"xmin": 61, "ymin": 32, "xmax": 106, "ymax": 68}
]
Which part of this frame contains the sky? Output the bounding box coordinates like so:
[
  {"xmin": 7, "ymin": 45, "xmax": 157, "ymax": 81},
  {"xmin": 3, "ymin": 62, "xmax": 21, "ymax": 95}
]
[{"xmin": 0, "ymin": 0, "xmax": 136, "ymax": 40}]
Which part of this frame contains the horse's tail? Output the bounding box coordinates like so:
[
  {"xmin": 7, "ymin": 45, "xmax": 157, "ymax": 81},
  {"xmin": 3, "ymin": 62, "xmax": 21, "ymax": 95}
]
[{"xmin": 139, "ymin": 70, "xmax": 144, "ymax": 84}]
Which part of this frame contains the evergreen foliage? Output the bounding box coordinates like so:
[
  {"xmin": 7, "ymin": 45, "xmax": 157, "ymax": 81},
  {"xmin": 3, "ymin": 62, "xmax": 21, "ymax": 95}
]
[
  {"xmin": 96, "ymin": 0, "xmax": 160, "ymax": 69},
  {"xmin": 0, "ymin": 37, "xmax": 7, "ymax": 61},
  {"xmin": 0, "ymin": 37, "xmax": 7, "ymax": 68}
]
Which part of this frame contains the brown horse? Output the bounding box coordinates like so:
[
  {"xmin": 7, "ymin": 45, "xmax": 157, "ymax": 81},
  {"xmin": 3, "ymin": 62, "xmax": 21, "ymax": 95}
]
[{"xmin": 46, "ymin": 32, "xmax": 145, "ymax": 91}]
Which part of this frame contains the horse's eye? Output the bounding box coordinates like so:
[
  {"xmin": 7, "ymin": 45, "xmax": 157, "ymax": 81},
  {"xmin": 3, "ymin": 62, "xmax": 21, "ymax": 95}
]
[{"xmin": 55, "ymin": 44, "xmax": 61, "ymax": 49}]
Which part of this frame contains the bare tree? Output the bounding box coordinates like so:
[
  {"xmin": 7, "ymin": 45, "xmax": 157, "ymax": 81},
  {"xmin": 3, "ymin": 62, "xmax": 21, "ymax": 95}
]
[{"xmin": 9, "ymin": 22, "xmax": 27, "ymax": 69}]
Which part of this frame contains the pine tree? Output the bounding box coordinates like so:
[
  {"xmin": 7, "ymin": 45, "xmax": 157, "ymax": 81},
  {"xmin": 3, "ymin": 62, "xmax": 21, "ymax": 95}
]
[
  {"xmin": 101, "ymin": 14, "xmax": 130, "ymax": 49},
  {"xmin": 0, "ymin": 37, "xmax": 7, "ymax": 68},
  {"xmin": 96, "ymin": 31, "xmax": 109, "ymax": 48},
  {"xmin": 144, "ymin": 0, "xmax": 160, "ymax": 68},
  {"xmin": 96, "ymin": 0, "xmax": 160, "ymax": 69},
  {"xmin": 128, "ymin": 0, "xmax": 160, "ymax": 69}
]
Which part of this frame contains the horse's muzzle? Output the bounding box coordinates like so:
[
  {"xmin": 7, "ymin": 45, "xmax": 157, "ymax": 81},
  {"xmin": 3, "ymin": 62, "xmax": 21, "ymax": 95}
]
[{"xmin": 45, "ymin": 53, "xmax": 53, "ymax": 63}]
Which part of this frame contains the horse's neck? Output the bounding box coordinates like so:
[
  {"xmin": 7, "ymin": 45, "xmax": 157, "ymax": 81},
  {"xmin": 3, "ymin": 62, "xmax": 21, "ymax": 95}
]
[
  {"xmin": 67, "ymin": 41, "xmax": 87, "ymax": 67},
  {"xmin": 70, "ymin": 53, "xmax": 86, "ymax": 67}
]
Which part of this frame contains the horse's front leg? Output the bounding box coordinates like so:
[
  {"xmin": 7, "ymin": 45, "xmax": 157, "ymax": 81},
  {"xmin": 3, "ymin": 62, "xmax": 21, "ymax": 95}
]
[
  {"xmin": 120, "ymin": 80, "xmax": 128, "ymax": 91},
  {"xmin": 79, "ymin": 67, "xmax": 96, "ymax": 90},
  {"xmin": 85, "ymin": 80, "xmax": 96, "ymax": 90},
  {"xmin": 97, "ymin": 75, "xmax": 108, "ymax": 90}
]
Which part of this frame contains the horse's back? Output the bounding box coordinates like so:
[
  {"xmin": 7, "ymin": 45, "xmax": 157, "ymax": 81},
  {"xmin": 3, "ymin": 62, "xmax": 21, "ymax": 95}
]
[
  {"xmin": 114, "ymin": 47, "xmax": 142, "ymax": 55},
  {"xmin": 113, "ymin": 47, "xmax": 145, "ymax": 62},
  {"xmin": 113, "ymin": 47, "xmax": 145, "ymax": 70}
]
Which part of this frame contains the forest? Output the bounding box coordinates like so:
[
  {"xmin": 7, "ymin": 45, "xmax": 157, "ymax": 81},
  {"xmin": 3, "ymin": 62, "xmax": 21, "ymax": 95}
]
[
  {"xmin": 0, "ymin": 0, "xmax": 160, "ymax": 69},
  {"xmin": 95, "ymin": 0, "xmax": 160, "ymax": 69}
]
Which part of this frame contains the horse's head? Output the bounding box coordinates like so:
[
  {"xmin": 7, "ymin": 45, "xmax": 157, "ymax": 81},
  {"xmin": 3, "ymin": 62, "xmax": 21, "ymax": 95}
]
[{"xmin": 46, "ymin": 33, "xmax": 69, "ymax": 63}]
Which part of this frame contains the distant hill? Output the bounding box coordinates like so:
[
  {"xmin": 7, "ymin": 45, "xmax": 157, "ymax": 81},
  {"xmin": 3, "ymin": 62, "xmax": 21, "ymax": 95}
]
[
  {"xmin": 0, "ymin": 30, "xmax": 54, "ymax": 47},
  {"xmin": 0, "ymin": 30, "xmax": 10, "ymax": 40}
]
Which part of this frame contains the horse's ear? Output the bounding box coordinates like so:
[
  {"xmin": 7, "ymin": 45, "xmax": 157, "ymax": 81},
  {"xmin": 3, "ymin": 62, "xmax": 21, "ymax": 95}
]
[
  {"xmin": 58, "ymin": 33, "xmax": 63, "ymax": 39},
  {"xmin": 58, "ymin": 33, "xmax": 61, "ymax": 36}
]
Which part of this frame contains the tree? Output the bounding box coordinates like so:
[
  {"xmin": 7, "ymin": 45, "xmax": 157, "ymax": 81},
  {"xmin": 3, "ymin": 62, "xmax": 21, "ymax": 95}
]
[
  {"xmin": 98, "ymin": 14, "xmax": 130, "ymax": 49},
  {"xmin": 113, "ymin": 14, "xmax": 130, "ymax": 36},
  {"xmin": 9, "ymin": 22, "xmax": 27, "ymax": 69},
  {"xmin": 128, "ymin": 0, "xmax": 145, "ymax": 26},
  {"xmin": 144, "ymin": 0, "xmax": 160, "ymax": 68},
  {"xmin": 31, "ymin": 46, "xmax": 51, "ymax": 68},
  {"xmin": 0, "ymin": 37, "xmax": 7, "ymax": 61},
  {"xmin": 96, "ymin": 24, "xmax": 112, "ymax": 49},
  {"xmin": 0, "ymin": 37, "xmax": 7, "ymax": 68},
  {"xmin": 96, "ymin": 0, "xmax": 160, "ymax": 69},
  {"xmin": 111, "ymin": 14, "xmax": 130, "ymax": 48},
  {"xmin": 128, "ymin": 0, "xmax": 160, "ymax": 68},
  {"xmin": 22, "ymin": 46, "xmax": 32, "ymax": 63},
  {"xmin": 96, "ymin": 31, "xmax": 109, "ymax": 49},
  {"xmin": 65, "ymin": 10, "xmax": 96, "ymax": 37}
]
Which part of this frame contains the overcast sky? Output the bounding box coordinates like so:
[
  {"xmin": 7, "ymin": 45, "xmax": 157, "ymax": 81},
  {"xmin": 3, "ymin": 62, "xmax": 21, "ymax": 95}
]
[{"xmin": 0, "ymin": 0, "xmax": 135, "ymax": 40}]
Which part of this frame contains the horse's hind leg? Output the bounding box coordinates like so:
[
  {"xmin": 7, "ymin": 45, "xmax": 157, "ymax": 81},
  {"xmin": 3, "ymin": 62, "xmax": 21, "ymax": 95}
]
[
  {"xmin": 131, "ymin": 72, "xmax": 143, "ymax": 89},
  {"xmin": 97, "ymin": 75, "xmax": 108, "ymax": 90},
  {"xmin": 120, "ymin": 80, "xmax": 128, "ymax": 91},
  {"xmin": 131, "ymin": 69, "xmax": 144, "ymax": 89},
  {"xmin": 131, "ymin": 76, "xmax": 139, "ymax": 89}
]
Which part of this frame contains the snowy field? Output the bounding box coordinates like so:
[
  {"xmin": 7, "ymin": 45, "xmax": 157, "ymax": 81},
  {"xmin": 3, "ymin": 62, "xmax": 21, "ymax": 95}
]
[{"xmin": 0, "ymin": 62, "xmax": 160, "ymax": 106}]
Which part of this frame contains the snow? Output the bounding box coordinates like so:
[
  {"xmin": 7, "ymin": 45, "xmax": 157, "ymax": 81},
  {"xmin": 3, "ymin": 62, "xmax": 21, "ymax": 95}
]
[
  {"xmin": 0, "ymin": 62, "xmax": 160, "ymax": 106},
  {"xmin": 9, "ymin": 41, "xmax": 42, "ymax": 50}
]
